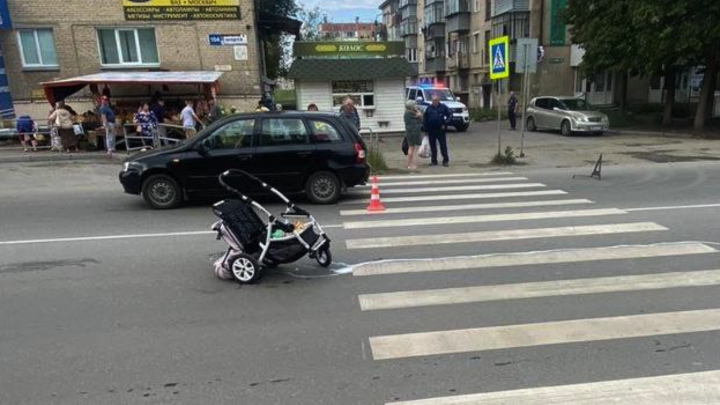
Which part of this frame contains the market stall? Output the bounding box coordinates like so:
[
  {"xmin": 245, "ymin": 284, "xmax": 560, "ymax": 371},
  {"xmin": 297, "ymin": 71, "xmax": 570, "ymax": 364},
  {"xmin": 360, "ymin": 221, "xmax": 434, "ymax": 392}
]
[{"xmin": 39, "ymin": 71, "xmax": 224, "ymax": 151}]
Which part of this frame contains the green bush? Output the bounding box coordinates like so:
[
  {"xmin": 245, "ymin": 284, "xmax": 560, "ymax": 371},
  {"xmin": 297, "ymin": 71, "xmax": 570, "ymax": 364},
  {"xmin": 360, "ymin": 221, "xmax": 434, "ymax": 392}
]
[
  {"xmin": 367, "ymin": 148, "xmax": 389, "ymax": 174},
  {"xmin": 471, "ymin": 108, "xmax": 508, "ymax": 122}
]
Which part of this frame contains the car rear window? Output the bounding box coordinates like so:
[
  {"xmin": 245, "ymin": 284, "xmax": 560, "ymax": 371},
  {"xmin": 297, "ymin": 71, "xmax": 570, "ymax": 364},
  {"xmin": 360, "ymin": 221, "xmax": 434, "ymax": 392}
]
[{"xmin": 308, "ymin": 119, "xmax": 342, "ymax": 143}]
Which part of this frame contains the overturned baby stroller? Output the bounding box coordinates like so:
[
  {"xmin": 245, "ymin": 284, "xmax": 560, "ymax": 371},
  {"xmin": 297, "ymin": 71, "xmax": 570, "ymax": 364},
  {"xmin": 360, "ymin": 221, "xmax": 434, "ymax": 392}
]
[{"xmin": 212, "ymin": 170, "xmax": 332, "ymax": 283}]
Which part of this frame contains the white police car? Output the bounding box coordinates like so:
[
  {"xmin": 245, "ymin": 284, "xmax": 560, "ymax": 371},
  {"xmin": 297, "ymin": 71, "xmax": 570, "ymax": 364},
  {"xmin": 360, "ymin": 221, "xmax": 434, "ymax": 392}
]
[{"xmin": 406, "ymin": 85, "xmax": 470, "ymax": 132}]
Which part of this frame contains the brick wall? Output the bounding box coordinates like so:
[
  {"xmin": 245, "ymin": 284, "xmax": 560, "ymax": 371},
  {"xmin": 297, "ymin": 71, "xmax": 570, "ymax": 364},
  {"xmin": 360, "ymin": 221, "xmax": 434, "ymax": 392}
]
[{"xmin": 0, "ymin": 0, "xmax": 262, "ymax": 113}]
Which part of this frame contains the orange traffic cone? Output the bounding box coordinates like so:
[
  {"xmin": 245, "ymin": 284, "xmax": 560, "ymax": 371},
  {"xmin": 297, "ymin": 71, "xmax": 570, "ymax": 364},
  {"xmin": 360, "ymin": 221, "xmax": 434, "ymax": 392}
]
[{"xmin": 366, "ymin": 176, "xmax": 386, "ymax": 212}]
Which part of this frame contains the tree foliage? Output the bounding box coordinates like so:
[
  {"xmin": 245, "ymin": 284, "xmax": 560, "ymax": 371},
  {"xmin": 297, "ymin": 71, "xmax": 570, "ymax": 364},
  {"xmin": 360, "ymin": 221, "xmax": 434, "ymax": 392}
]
[
  {"xmin": 296, "ymin": 5, "xmax": 326, "ymax": 42},
  {"xmin": 255, "ymin": 0, "xmax": 298, "ymax": 80},
  {"xmin": 565, "ymin": 0, "xmax": 720, "ymax": 129}
]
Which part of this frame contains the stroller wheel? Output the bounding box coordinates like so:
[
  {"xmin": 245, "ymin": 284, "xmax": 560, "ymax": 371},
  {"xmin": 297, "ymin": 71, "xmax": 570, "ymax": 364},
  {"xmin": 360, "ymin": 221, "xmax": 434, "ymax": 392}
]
[
  {"xmin": 315, "ymin": 248, "xmax": 332, "ymax": 268},
  {"xmin": 230, "ymin": 254, "xmax": 262, "ymax": 284}
]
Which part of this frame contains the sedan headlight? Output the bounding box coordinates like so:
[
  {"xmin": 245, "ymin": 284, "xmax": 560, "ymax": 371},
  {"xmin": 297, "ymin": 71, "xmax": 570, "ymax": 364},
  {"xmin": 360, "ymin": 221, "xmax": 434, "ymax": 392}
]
[
  {"xmin": 123, "ymin": 161, "xmax": 142, "ymax": 172},
  {"xmin": 123, "ymin": 162, "xmax": 130, "ymax": 172}
]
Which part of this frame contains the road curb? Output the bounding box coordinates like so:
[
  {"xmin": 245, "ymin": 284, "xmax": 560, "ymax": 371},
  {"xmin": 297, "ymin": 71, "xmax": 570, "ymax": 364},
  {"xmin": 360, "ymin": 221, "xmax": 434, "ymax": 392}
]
[{"xmin": 0, "ymin": 153, "xmax": 126, "ymax": 164}]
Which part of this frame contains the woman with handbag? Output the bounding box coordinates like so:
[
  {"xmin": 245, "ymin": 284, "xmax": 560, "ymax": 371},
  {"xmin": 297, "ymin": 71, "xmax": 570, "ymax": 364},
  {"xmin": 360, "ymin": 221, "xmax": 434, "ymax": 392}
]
[
  {"xmin": 403, "ymin": 101, "xmax": 423, "ymax": 170},
  {"xmin": 48, "ymin": 102, "xmax": 78, "ymax": 154}
]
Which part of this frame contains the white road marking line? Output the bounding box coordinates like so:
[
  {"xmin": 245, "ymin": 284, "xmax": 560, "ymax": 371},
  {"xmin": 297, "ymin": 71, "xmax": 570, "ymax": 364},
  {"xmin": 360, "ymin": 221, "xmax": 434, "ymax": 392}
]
[
  {"xmin": 340, "ymin": 190, "xmax": 568, "ymax": 205},
  {"xmin": 343, "ymin": 208, "xmax": 625, "ymax": 230},
  {"xmin": 626, "ymin": 203, "xmax": 720, "ymax": 212},
  {"xmin": 346, "ymin": 222, "xmax": 666, "ymax": 250},
  {"xmin": 352, "ymin": 242, "xmax": 715, "ymax": 276},
  {"xmin": 360, "ymin": 177, "xmax": 529, "ymax": 188},
  {"xmin": 0, "ymin": 231, "xmax": 214, "ymax": 246},
  {"xmin": 348, "ymin": 183, "xmax": 546, "ymax": 195},
  {"xmin": 370, "ymin": 307, "xmax": 720, "ymax": 360},
  {"xmin": 360, "ymin": 269, "xmax": 720, "ymax": 311},
  {"xmin": 379, "ymin": 172, "xmax": 514, "ymax": 180},
  {"xmin": 386, "ymin": 369, "xmax": 720, "ymax": 405},
  {"xmin": 340, "ymin": 199, "xmax": 594, "ymax": 216}
]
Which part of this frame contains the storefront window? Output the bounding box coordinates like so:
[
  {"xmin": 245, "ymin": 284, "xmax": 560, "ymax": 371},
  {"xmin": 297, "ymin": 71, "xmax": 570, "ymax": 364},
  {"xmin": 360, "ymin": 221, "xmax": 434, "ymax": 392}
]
[{"xmin": 332, "ymin": 81, "xmax": 375, "ymax": 108}]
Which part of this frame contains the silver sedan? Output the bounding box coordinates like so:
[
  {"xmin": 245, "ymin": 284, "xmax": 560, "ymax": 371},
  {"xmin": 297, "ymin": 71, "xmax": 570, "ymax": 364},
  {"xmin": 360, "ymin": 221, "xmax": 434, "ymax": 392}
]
[{"xmin": 526, "ymin": 96, "xmax": 610, "ymax": 136}]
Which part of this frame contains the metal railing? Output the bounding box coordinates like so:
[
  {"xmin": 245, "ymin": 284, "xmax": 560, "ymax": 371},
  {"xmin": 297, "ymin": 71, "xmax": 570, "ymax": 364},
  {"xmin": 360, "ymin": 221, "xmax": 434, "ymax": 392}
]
[{"xmin": 116, "ymin": 123, "xmax": 190, "ymax": 154}]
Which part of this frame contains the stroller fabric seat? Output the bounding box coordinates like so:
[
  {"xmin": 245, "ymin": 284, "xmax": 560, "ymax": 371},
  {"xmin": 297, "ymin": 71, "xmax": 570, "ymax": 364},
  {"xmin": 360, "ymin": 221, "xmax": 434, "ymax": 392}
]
[{"xmin": 212, "ymin": 199, "xmax": 267, "ymax": 250}]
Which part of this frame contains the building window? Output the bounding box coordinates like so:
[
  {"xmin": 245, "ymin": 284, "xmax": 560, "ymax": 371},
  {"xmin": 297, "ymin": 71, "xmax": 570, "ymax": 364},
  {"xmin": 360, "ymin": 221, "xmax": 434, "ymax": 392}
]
[
  {"xmin": 332, "ymin": 81, "xmax": 375, "ymax": 108},
  {"xmin": 407, "ymin": 48, "xmax": 418, "ymax": 63},
  {"xmin": 17, "ymin": 29, "xmax": 58, "ymax": 68},
  {"xmin": 549, "ymin": 0, "xmax": 568, "ymax": 45},
  {"xmin": 473, "ymin": 33, "xmax": 480, "ymax": 53},
  {"xmin": 97, "ymin": 28, "xmax": 159, "ymax": 66},
  {"xmin": 484, "ymin": 30, "xmax": 490, "ymax": 66},
  {"xmin": 474, "ymin": 0, "xmax": 480, "ymax": 12},
  {"xmin": 485, "ymin": 0, "xmax": 491, "ymax": 20}
]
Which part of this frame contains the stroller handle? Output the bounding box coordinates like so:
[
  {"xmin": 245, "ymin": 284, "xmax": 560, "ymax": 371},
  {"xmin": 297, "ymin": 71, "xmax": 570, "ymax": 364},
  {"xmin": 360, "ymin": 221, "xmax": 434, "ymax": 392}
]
[{"xmin": 219, "ymin": 169, "xmax": 297, "ymax": 208}]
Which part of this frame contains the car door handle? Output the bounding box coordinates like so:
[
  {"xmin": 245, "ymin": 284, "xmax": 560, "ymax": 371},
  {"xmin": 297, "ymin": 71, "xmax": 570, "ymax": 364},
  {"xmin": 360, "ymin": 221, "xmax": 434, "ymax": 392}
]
[
  {"xmin": 296, "ymin": 151, "xmax": 312, "ymax": 157},
  {"xmin": 238, "ymin": 155, "xmax": 252, "ymax": 161}
]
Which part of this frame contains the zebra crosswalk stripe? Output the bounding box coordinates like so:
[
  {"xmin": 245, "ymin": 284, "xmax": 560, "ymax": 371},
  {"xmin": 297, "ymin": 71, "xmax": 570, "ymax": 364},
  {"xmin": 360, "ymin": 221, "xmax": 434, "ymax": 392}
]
[
  {"xmin": 340, "ymin": 190, "xmax": 568, "ymax": 204},
  {"xmin": 348, "ymin": 183, "xmax": 546, "ymax": 195},
  {"xmin": 343, "ymin": 208, "xmax": 626, "ymax": 229},
  {"xmin": 352, "ymin": 242, "xmax": 716, "ymax": 276},
  {"xmin": 362, "ymin": 177, "xmax": 529, "ymax": 187},
  {"xmin": 340, "ymin": 199, "xmax": 594, "ymax": 216},
  {"xmin": 359, "ymin": 269, "xmax": 720, "ymax": 311},
  {"xmin": 379, "ymin": 172, "xmax": 514, "ymax": 180},
  {"xmin": 346, "ymin": 222, "xmax": 666, "ymax": 250},
  {"xmin": 386, "ymin": 369, "xmax": 720, "ymax": 404},
  {"xmin": 369, "ymin": 308, "xmax": 720, "ymax": 360}
]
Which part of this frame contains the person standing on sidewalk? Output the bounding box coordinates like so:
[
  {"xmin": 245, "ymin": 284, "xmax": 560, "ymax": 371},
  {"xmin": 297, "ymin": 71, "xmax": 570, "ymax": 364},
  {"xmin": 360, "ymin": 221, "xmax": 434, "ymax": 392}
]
[
  {"xmin": 508, "ymin": 91, "xmax": 519, "ymax": 130},
  {"xmin": 181, "ymin": 100, "xmax": 201, "ymax": 139},
  {"xmin": 48, "ymin": 102, "xmax": 78, "ymax": 154},
  {"xmin": 404, "ymin": 101, "xmax": 423, "ymax": 170},
  {"xmin": 98, "ymin": 96, "xmax": 116, "ymax": 154},
  {"xmin": 340, "ymin": 97, "xmax": 361, "ymax": 131},
  {"xmin": 423, "ymin": 95, "xmax": 452, "ymax": 167}
]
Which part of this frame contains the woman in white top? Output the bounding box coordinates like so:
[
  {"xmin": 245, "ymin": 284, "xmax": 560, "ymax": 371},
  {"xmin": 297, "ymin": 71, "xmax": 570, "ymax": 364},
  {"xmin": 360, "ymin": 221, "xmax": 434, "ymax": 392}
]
[{"xmin": 48, "ymin": 102, "xmax": 78, "ymax": 153}]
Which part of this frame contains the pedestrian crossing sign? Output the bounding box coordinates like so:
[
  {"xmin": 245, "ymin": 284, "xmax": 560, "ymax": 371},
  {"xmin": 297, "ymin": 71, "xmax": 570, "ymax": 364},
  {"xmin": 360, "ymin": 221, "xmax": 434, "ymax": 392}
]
[{"xmin": 489, "ymin": 36, "xmax": 509, "ymax": 80}]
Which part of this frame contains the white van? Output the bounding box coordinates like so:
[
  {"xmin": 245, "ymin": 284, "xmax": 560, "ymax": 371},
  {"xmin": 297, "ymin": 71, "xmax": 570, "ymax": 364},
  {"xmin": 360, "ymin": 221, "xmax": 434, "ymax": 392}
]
[{"xmin": 406, "ymin": 86, "xmax": 470, "ymax": 132}]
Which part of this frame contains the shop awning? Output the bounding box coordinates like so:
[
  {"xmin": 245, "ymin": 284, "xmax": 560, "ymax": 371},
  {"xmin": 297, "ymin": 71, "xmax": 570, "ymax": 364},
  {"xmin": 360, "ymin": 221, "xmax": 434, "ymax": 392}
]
[
  {"xmin": 288, "ymin": 58, "xmax": 414, "ymax": 81},
  {"xmin": 40, "ymin": 71, "xmax": 224, "ymax": 105}
]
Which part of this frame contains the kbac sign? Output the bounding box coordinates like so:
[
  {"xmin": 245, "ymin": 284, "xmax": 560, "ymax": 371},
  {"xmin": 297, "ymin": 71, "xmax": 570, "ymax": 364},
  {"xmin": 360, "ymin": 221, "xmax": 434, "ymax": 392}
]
[
  {"xmin": 294, "ymin": 42, "xmax": 405, "ymax": 57},
  {"xmin": 122, "ymin": 0, "xmax": 241, "ymax": 21}
]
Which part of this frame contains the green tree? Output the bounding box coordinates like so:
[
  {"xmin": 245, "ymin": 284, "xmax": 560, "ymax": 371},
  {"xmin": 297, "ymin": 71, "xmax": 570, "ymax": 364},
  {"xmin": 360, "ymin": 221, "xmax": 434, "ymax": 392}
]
[
  {"xmin": 566, "ymin": 0, "xmax": 720, "ymax": 130},
  {"xmin": 255, "ymin": 0, "xmax": 299, "ymax": 79},
  {"xmin": 296, "ymin": 5, "xmax": 326, "ymax": 41}
]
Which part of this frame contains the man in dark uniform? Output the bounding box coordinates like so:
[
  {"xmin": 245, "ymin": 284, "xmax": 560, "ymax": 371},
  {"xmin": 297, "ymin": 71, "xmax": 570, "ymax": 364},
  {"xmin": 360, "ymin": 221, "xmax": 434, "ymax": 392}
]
[
  {"xmin": 508, "ymin": 91, "xmax": 519, "ymax": 130},
  {"xmin": 423, "ymin": 95, "xmax": 453, "ymax": 167}
]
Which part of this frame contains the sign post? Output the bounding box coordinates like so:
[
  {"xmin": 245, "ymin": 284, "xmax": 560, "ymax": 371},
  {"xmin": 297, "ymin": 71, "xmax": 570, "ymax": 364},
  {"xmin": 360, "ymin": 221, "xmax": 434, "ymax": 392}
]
[
  {"xmin": 489, "ymin": 36, "xmax": 509, "ymax": 157},
  {"xmin": 516, "ymin": 38, "xmax": 538, "ymax": 158}
]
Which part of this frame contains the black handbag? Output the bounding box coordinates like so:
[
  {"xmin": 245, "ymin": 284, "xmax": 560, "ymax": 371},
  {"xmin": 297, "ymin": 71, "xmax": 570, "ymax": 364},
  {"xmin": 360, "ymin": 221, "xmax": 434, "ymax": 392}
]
[{"xmin": 401, "ymin": 137, "xmax": 409, "ymax": 156}]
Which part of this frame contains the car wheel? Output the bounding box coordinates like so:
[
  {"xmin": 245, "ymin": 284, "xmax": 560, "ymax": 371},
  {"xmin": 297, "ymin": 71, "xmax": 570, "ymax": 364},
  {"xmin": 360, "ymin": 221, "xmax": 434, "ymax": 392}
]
[
  {"xmin": 527, "ymin": 117, "xmax": 537, "ymax": 132},
  {"xmin": 142, "ymin": 174, "xmax": 182, "ymax": 209},
  {"xmin": 306, "ymin": 171, "xmax": 341, "ymax": 204},
  {"xmin": 230, "ymin": 253, "xmax": 262, "ymax": 284},
  {"xmin": 455, "ymin": 123, "xmax": 469, "ymax": 132},
  {"xmin": 561, "ymin": 120, "xmax": 573, "ymax": 136}
]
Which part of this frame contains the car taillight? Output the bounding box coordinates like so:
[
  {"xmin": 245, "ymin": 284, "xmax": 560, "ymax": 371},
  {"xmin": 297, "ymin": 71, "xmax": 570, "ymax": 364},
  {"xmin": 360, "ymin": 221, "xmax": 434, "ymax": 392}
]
[{"xmin": 354, "ymin": 143, "xmax": 366, "ymax": 163}]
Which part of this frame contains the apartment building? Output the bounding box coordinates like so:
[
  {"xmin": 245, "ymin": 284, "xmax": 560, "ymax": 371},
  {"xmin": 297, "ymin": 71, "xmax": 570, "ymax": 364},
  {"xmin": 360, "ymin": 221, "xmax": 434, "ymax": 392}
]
[
  {"xmin": 318, "ymin": 22, "xmax": 378, "ymax": 41},
  {"xmin": 0, "ymin": 0, "xmax": 265, "ymax": 117},
  {"xmin": 379, "ymin": 0, "xmax": 636, "ymax": 109}
]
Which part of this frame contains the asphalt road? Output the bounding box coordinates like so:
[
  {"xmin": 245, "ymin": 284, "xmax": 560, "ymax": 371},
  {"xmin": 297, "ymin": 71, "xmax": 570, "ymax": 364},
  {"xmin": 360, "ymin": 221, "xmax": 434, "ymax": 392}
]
[{"xmin": 2, "ymin": 160, "xmax": 720, "ymax": 404}]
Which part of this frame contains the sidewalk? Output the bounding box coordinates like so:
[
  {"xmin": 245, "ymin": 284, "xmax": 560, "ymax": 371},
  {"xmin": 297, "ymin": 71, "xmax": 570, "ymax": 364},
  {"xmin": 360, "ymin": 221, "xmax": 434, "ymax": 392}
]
[
  {"xmin": 1, "ymin": 122, "xmax": 719, "ymax": 170},
  {"xmin": 0, "ymin": 149, "xmax": 126, "ymax": 164},
  {"xmin": 376, "ymin": 121, "xmax": 720, "ymax": 173}
]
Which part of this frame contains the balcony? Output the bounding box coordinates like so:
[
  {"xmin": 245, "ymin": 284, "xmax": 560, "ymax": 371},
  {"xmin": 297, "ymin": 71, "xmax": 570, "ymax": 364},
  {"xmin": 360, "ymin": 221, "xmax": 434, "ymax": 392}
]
[
  {"xmin": 446, "ymin": 51, "xmax": 470, "ymax": 71},
  {"xmin": 401, "ymin": 6, "xmax": 417, "ymax": 21},
  {"xmin": 446, "ymin": 13, "xmax": 470, "ymax": 33},
  {"xmin": 424, "ymin": 0, "xmax": 445, "ymax": 27},
  {"xmin": 425, "ymin": 57, "xmax": 446, "ymax": 73},
  {"xmin": 401, "ymin": 19, "xmax": 418, "ymax": 37},
  {"xmin": 399, "ymin": 0, "xmax": 417, "ymax": 9},
  {"xmin": 492, "ymin": 0, "xmax": 529, "ymax": 17}
]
